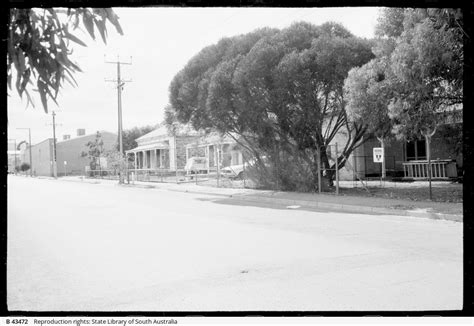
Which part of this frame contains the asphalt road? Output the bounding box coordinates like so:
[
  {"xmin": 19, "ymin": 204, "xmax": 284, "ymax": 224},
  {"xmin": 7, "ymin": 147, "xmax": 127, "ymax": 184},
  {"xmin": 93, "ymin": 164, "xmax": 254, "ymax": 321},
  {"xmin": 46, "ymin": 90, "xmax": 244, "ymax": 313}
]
[{"xmin": 7, "ymin": 176, "xmax": 463, "ymax": 311}]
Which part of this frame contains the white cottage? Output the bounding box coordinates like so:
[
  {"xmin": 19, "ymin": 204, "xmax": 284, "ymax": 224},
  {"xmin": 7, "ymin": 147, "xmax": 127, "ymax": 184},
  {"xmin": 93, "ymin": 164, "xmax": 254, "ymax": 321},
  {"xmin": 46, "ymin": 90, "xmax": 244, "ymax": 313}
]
[{"xmin": 125, "ymin": 125, "xmax": 201, "ymax": 171}]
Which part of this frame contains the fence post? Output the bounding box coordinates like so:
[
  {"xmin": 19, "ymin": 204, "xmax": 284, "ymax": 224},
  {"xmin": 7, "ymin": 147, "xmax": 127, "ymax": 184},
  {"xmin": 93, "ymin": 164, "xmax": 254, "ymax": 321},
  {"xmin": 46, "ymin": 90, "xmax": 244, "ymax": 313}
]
[
  {"xmin": 364, "ymin": 155, "xmax": 367, "ymax": 181},
  {"xmin": 317, "ymin": 146, "xmax": 322, "ymax": 194},
  {"xmin": 216, "ymin": 144, "xmax": 220, "ymax": 188},
  {"xmin": 174, "ymin": 136, "xmax": 179, "ymax": 184},
  {"xmin": 243, "ymin": 157, "xmax": 246, "ymax": 189},
  {"xmin": 335, "ymin": 144, "xmax": 339, "ymax": 195}
]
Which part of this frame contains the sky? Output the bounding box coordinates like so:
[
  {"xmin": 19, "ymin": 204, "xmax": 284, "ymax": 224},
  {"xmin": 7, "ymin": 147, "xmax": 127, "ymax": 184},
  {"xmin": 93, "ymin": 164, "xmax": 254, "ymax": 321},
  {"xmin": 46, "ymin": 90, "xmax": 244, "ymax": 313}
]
[{"xmin": 7, "ymin": 7, "xmax": 381, "ymax": 147}]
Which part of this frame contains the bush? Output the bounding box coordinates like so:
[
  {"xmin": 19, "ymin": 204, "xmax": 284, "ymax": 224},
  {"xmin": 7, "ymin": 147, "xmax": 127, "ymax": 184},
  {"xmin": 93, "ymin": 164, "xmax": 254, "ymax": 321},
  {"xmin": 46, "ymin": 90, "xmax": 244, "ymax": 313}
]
[
  {"xmin": 20, "ymin": 163, "xmax": 30, "ymax": 172},
  {"xmin": 244, "ymin": 153, "xmax": 321, "ymax": 192}
]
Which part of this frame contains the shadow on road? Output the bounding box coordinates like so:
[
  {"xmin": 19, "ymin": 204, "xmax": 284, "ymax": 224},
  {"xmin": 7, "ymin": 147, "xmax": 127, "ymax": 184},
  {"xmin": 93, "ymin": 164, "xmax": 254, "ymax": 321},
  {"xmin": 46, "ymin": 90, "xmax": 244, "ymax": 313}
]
[{"xmin": 196, "ymin": 196, "xmax": 338, "ymax": 214}]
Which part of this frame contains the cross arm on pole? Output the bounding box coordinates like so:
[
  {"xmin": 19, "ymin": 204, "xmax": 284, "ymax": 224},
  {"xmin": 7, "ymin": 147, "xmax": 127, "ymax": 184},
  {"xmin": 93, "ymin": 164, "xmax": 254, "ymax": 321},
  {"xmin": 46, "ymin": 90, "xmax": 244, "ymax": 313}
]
[
  {"xmin": 105, "ymin": 56, "xmax": 132, "ymax": 66},
  {"xmin": 105, "ymin": 78, "xmax": 132, "ymax": 83}
]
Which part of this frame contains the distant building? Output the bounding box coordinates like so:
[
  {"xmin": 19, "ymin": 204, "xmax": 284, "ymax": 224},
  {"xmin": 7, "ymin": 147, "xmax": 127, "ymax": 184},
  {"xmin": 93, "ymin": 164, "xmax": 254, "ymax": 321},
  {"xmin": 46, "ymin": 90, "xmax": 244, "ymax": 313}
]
[
  {"xmin": 20, "ymin": 138, "xmax": 55, "ymax": 176},
  {"xmin": 22, "ymin": 130, "xmax": 117, "ymax": 177},
  {"xmin": 7, "ymin": 150, "xmax": 21, "ymax": 173},
  {"xmin": 7, "ymin": 141, "xmax": 21, "ymax": 173},
  {"xmin": 56, "ymin": 131, "xmax": 117, "ymax": 176}
]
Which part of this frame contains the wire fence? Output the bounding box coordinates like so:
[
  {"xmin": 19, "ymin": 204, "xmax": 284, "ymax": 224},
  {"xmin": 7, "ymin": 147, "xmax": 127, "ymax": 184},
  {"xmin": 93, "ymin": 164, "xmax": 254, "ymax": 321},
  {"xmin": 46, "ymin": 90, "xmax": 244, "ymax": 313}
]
[{"xmin": 84, "ymin": 143, "xmax": 406, "ymax": 193}]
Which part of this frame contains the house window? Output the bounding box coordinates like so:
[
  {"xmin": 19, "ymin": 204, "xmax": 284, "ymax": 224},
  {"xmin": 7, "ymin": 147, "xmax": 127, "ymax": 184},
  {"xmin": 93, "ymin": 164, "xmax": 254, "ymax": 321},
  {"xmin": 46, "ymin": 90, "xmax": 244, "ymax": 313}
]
[
  {"xmin": 406, "ymin": 140, "xmax": 426, "ymax": 161},
  {"xmin": 231, "ymin": 151, "xmax": 242, "ymax": 166}
]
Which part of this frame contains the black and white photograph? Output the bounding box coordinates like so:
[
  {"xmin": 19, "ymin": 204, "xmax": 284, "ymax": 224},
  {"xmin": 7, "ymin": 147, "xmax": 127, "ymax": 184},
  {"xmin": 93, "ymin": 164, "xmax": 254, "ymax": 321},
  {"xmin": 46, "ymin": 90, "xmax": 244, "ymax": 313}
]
[{"xmin": 6, "ymin": 5, "xmax": 464, "ymax": 313}]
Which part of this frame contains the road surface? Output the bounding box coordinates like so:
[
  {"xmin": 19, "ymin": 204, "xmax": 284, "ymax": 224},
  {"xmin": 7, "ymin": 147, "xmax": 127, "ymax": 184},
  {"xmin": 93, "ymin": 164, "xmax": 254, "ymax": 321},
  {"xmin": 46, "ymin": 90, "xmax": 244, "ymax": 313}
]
[{"xmin": 7, "ymin": 176, "xmax": 463, "ymax": 311}]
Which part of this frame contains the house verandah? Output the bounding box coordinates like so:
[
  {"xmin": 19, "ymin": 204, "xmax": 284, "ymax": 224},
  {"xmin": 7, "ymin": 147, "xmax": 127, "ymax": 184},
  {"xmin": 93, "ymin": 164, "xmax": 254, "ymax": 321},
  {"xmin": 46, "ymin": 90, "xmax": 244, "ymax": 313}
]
[
  {"xmin": 125, "ymin": 125, "xmax": 201, "ymax": 172},
  {"xmin": 328, "ymin": 102, "xmax": 463, "ymax": 181},
  {"xmin": 333, "ymin": 125, "xmax": 461, "ymax": 181},
  {"xmin": 126, "ymin": 141, "xmax": 171, "ymax": 170},
  {"xmin": 125, "ymin": 127, "xmax": 171, "ymax": 171},
  {"xmin": 341, "ymin": 135, "xmax": 458, "ymax": 181},
  {"xmin": 185, "ymin": 132, "xmax": 243, "ymax": 173},
  {"xmin": 125, "ymin": 126, "xmax": 244, "ymax": 179}
]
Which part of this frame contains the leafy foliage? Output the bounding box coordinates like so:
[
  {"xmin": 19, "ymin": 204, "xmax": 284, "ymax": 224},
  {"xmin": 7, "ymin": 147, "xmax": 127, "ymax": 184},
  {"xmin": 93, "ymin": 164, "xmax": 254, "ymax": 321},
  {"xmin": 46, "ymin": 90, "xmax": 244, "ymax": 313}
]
[
  {"xmin": 20, "ymin": 162, "xmax": 31, "ymax": 172},
  {"xmin": 344, "ymin": 58, "xmax": 396, "ymax": 140},
  {"xmin": 106, "ymin": 149, "xmax": 130, "ymax": 172},
  {"xmin": 375, "ymin": 8, "xmax": 406, "ymax": 38},
  {"xmin": 343, "ymin": 8, "xmax": 463, "ymax": 199},
  {"xmin": 387, "ymin": 8, "xmax": 463, "ymax": 140},
  {"xmin": 345, "ymin": 8, "xmax": 463, "ymax": 142},
  {"xmin": 8, "ymin": 8, "xmax": 123, "ymax": 112},
  {"xmin": 169, "ymin": 22, "xmax": 374, "ymax": 190},
  {"xmin": 81, "ymin": 131, "xmax": 105, "ymax": 170},
  {"xmin": 120, "ymin": 125, "xmax": 156, "ymax": 152}
]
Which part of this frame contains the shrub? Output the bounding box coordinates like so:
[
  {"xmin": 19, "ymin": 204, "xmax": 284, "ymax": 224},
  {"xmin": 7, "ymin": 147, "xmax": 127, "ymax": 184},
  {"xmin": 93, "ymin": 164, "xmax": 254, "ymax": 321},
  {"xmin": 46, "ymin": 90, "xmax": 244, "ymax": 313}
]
[
  {"xmin": 244, "ymin": 152, "xmax": 323, "ymax": 192},
  {"xmin": 20, "ymin": 163, "xmax": 30, "ymax": 172}
]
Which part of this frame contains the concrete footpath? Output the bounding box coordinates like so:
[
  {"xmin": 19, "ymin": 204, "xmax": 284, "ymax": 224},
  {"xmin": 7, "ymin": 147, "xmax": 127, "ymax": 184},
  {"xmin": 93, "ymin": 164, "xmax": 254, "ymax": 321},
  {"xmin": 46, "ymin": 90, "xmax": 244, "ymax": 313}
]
[{"xmin": 39, "ymin": 175, "xmax": 463, "ymax": 222}]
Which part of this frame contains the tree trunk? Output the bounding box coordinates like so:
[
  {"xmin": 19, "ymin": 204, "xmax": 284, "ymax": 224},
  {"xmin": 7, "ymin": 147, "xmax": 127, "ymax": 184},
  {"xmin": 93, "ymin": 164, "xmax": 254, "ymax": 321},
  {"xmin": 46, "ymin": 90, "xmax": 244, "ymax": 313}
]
[{"xmin": 319, "ymin": 146, "xmax": 334, "ymax": 188}]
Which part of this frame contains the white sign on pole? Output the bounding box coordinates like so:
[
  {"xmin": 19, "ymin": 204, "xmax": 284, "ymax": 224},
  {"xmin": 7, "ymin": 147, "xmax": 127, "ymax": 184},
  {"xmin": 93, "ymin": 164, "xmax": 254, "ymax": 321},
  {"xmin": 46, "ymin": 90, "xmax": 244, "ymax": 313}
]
[{"xmin": 373, "ymin": 147, "xmax": 384, "ymax": 163}]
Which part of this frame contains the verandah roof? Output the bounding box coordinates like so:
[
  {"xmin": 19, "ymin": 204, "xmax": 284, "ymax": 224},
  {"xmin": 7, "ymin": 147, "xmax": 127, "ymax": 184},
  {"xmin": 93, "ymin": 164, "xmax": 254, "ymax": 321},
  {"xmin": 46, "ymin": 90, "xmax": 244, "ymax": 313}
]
[{"xmin": 125, "ymin": 142, "xmax": 169, "ymax": 153}]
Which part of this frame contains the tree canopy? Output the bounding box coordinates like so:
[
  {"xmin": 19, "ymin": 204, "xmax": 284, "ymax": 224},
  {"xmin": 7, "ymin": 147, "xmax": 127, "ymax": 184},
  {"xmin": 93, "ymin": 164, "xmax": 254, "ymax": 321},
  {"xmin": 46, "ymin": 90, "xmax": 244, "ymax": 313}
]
[
  {"xmin": 387, "ymin": 8, "xmax": 463, "ymax": 140},
  {"xmin": 345, "ymin": 8, "xmax": 463, "ymax": 142},
  {"xmin": 343, "ymin": 8, "xmax": 463, "ymax": 198},
  {"xmin": 169, "ymin": 22, "xmax": 374, "ymax": 190},
  {"xmin": 121, "ymin": 125, "xmax": 156, "ymax": 152},
  {"xmin": 82, "ymin": 131, "xmax": 105, "ymax": 170},
  {"xmin": 344, "ymin": 57, "xmax": 394, "ymax": 140},
  {"xmin": 8, "ymin": 8, "xmax": 123, "ymax": 113}
]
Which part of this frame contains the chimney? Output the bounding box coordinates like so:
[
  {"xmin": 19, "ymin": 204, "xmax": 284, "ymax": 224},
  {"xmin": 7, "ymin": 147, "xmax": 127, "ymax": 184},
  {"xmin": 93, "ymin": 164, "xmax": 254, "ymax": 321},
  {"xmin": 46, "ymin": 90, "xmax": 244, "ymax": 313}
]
[
  {"xmin": 77, "ymin": 129, "xmax": 85, "ymax": 136},
  {"xmin": 63, "ymin": 134, "xmax": 71, "ymax": 141}
]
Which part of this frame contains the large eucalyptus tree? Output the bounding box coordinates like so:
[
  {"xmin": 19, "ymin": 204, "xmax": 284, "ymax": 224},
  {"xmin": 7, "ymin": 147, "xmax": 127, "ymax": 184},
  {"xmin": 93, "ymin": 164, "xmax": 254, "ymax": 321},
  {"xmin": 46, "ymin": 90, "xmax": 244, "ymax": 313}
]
[{"xmin": 168, "ymin": 22, "xmax": 374, "ymax": 190}]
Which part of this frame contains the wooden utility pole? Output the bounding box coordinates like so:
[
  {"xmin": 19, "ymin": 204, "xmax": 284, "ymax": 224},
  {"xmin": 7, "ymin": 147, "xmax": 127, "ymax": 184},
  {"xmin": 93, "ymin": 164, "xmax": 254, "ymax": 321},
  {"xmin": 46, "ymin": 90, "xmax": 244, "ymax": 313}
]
[
  {"xmin": 46, "ymin": 111, "xmax": 62, "ymax": 178},
  {"xmin": 52, "ymin": 111, "xmax": 58, "ymax": 178},
  {"xmin": 105, "ymin": 56, "xmax": 132, "ymax": 184}
]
